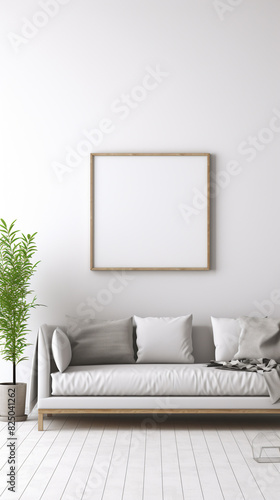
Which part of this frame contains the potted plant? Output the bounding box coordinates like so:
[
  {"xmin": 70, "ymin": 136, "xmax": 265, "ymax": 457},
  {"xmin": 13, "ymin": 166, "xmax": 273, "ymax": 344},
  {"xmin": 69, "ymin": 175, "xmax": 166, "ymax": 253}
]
[{"xmin": 0, "ymin": 219, "xmax": 40, "ymax": 421}]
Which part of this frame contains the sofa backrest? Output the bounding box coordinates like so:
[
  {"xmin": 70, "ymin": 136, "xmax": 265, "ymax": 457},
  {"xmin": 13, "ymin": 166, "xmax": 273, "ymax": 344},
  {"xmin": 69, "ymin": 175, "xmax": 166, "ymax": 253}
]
[
  {"xmin": 192, "ymin": 325, "xmax": 215, "ymax": 363},
  {"xmin": 37, "ymin": 322, "xmax": 215, "ymax": 394}
]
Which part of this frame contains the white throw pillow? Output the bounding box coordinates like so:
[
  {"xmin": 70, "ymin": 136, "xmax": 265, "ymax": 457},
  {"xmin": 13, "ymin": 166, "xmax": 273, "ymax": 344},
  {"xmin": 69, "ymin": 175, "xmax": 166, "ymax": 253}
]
[
  {"xmin": 134, "ymin": 315, "xmax": 193, "ymax": 363},
  {"xmin": 234, "ymin": 317, "xmax": 280, "ymax": 361},
  {"xmin": 211, "ymin": 317, "xmax": 241, "ymax": 361},
  {"xmin": 52, "ymin": 327, "xmax": 72, "ymax": 372}
]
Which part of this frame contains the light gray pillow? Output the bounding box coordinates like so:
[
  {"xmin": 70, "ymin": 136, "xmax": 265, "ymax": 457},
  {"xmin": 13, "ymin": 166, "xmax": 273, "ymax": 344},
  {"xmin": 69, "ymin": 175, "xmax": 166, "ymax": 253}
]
[
  {"xmin": 211, "ymin": 317, "xmax": 241, "ymax": 361},
  {"xmin": 134, "ymin": 315, "xmax": 193, "ymax": 363},
  {"xmin": 67, "ymin": 317, "xmax": 135, "ymax": 365},
  {"xmin": 234, "ymin": 317, "xmax": 280, "ymax": 361},
  {"xmin": 52, "ymin": 327, "xmax": 72, "ymax": 372}
]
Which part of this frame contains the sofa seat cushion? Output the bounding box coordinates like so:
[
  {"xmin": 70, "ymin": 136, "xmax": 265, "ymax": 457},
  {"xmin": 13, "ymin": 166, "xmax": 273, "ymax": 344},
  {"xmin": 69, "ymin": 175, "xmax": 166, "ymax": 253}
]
[{"xmin": 51, "ymin": 364, "xmax": 268, "ymax": 397}]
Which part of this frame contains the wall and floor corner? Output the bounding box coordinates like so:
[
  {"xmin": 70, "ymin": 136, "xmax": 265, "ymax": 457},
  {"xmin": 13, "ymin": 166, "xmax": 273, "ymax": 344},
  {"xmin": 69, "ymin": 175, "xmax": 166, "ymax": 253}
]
[{"xmin": 0, "ymin": 0, "xmax": 280, "ymax": 390}]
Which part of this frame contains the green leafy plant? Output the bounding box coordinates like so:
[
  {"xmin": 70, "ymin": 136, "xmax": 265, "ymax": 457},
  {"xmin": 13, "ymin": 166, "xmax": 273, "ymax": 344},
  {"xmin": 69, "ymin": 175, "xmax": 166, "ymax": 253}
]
[{"xmin": 0, "ymin": 219, "xmax": 41, "ymax": 385}]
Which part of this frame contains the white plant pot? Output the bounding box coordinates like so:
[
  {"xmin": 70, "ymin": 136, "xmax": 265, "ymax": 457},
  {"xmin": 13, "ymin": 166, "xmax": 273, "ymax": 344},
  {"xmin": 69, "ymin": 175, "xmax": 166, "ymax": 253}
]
[{"xmin": 0, "ymin": 383, "xmax": 27, "ymax": 422}]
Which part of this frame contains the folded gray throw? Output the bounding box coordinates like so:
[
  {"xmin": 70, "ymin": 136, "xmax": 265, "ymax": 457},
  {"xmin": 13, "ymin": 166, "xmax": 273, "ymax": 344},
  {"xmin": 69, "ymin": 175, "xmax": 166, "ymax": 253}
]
[{"xmin": 207, "ymin": 358, "xmax": 280, "ymax": 404}]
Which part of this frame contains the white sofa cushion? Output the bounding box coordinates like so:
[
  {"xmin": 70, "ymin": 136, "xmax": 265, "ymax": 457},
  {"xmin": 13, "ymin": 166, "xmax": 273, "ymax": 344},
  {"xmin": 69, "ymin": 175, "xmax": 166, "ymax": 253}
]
[
  {"xmin": 52, "ymin": 328, "xmax": 72, "ymax": 372},
  {"xmin": 51, "ymin": 363, "xmax": 267, "ymax": 397},
  {"xmin": 211, "ymin": 317, "xmax": 241, "ymax": 361},
  {"xmin": 134, "ymin": 315, "xmax": 193, "ymax": 363}
]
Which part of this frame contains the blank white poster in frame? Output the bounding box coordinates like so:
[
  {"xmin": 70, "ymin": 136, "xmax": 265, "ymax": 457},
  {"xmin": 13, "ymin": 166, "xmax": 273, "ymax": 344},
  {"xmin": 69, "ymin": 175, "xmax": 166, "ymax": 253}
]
[{"xmin": 90, "ymin": 153, "xmax": 210, "ymax": 270}]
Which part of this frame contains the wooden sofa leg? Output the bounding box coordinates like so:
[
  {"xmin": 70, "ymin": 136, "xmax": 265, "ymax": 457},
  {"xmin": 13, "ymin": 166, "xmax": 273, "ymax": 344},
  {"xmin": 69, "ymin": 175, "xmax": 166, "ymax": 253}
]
[{"xmin": 38, "ymin": 411, "xmax": 44, "ymax": 431}]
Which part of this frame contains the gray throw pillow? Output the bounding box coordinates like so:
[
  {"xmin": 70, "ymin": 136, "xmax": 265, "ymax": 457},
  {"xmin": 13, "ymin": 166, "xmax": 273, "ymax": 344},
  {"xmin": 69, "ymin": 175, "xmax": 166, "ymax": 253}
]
[
  {"xmin": 234, "ymin": 317, "xmax": 280, "ymax": 362},
  {"xmin": 67, "ymin": 317, "xmax": 135, "ymax": 365}
]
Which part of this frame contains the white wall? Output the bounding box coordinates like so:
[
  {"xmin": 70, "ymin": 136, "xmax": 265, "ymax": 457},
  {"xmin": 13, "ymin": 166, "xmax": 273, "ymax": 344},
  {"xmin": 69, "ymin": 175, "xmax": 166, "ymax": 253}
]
[{"xmin": 1, "ymin": 0, "xmax": 280, "ymax": 384}]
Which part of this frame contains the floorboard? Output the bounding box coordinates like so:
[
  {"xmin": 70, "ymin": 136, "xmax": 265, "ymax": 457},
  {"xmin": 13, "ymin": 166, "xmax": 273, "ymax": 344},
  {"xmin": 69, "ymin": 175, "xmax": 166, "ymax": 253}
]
[
  {"xmin": 0, "ymin": 413, "xmax": 280, "ymax": 500},
  {"xmin": 174, "ymin": 422, "xmax": 204, "ymax": 500},
  {"xmin": 202, "ymin": 424, "xmax": 244, "ymax": 499},
  {"xmin": 161, "ymin": 421, "xmax": 184, "ymax": 500},
  {"xmin": 232, "ymin": 427, "xmax": 280, "ymax": 500},
  {"xmin": 122, "ymin": 421, "xmax": 146, "ymax": 500},
  {"xmin": 61, "ymin": 417, "xmax": 104, "ymax": 500},
  {"xmin": 82, "ymin": 419, "xmax": 119, "ymax": 500},
  {"xmin": 143, "ymin": 421, "xmax": 163, "ymax": 500},
  {"xmin": 216, "ymin": 423, "xmax": 265, "ymax": 500},
  {"xmin": 102, "ymin": 420, "xmax": 132, "ymax": 500},
  {"xmin": 188, "ymin": 421, "xmax": 224, "ymax": 500}
]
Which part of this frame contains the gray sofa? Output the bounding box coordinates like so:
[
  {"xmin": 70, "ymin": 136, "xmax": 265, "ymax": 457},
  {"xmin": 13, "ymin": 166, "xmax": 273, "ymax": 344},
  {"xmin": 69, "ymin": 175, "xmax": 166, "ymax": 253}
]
[{"xmin": 30, "ymin": 324, "xmax": 280, "ymax": 431}]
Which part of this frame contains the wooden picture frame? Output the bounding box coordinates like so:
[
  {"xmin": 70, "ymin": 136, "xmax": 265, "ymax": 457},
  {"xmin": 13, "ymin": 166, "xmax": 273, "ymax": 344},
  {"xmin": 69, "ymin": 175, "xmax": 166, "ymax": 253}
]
[{"xmin": 90, "ymin": 153, "xmax": 210, "ymax": 271}]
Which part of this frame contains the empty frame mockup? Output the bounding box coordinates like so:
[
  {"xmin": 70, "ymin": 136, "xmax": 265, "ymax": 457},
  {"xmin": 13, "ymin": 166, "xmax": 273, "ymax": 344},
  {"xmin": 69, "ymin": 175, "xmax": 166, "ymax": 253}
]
[{"xmin": 90, "ymin": 153, "xmax": 210, "ymax": 270}]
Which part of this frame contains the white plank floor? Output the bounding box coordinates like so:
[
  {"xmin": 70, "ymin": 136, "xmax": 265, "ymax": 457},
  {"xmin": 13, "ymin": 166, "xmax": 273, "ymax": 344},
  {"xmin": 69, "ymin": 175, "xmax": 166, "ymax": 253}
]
[{"xmin": 1, "ymin": 412, "xmax": 280, "ymax": 499}]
